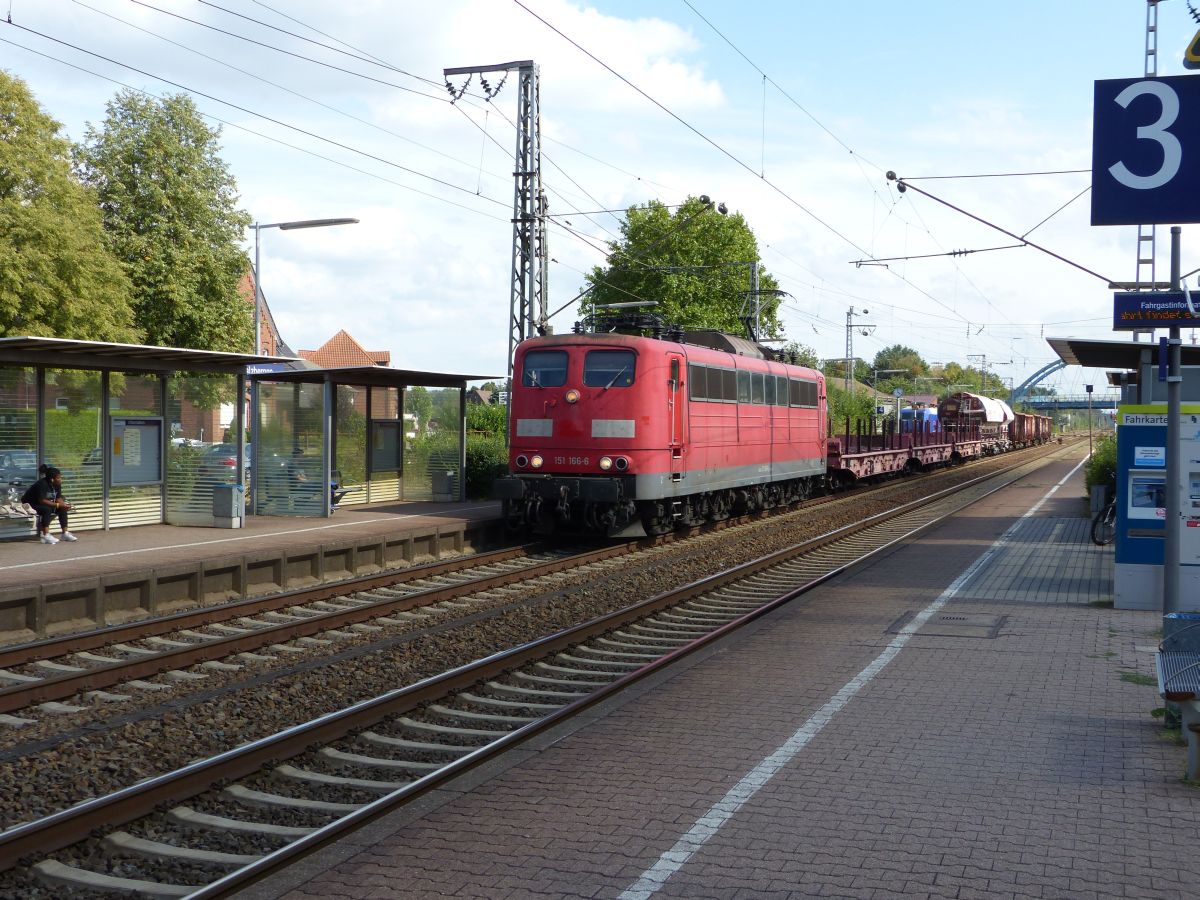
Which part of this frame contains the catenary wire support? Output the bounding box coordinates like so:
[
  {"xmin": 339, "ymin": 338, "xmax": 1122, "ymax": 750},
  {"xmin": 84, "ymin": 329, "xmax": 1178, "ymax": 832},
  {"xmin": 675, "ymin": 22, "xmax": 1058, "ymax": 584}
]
[{"xmin": 444, "ymin": 60, "xmax": 547, "ymax": 395}]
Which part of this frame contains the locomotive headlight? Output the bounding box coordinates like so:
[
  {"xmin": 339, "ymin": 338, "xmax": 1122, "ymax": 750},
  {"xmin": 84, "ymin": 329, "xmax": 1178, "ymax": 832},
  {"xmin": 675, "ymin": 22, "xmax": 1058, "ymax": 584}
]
[
  {"xmin": 614, "ymin": 456, "xmax": 629, "ymax": 471},
  {"xmin": 530, "ymin": 454, "xmax": 544, "ymax": 468},
  {"xmin": 599, "ymin": 456, "xmax": 613, "ymax": 470},
  {"xmin": 515, "ymin": 455, "xmax": 529, "ymax": 468},
  {"xmin": 564, "ymin": 389, "xmax": 580, "ymax": 404}
]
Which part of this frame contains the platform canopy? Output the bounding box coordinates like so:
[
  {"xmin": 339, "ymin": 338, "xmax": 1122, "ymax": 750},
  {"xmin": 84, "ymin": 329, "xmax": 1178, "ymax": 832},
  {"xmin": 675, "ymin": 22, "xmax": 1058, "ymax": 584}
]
[
  {"xmin": 247, "ymin": 365, "xmax": 498, "ymax": 388},
  {"xmin": 1046, "ymin": 336, "xmax": 1200, "ymax": 371},
  {"xmin": 0, "ymin": 336, "xmax": 295, "ymax": 374}
]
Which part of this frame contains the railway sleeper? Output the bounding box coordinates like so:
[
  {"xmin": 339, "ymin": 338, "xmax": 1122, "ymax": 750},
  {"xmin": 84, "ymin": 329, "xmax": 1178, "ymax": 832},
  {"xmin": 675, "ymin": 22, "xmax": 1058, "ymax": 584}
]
[
  {"xmin": 572, "ymin": 644, "xmax": 662, "ymax": 660},
  {"xmin": 320, "ymin": 747, "xmax": 441, "ymax": 771},
  {"xmin": 624, "ymin": 623, "xmax": 711, "ymax": 638},
  {"xmin": 428, "ymin": 702, "xmax": 537, "ymax": 725},
  {"xmin": 103, "ymin": 830, "xmax": 261, "ymax": 867},
  {"xmin": 33, "ymin": 858, "xmax": 196, "ymax": 899},
  {"xmin": 485, "ymin": 680, "xmax": 589, "ymax": 700},
  {"xmin": 168, "ymin": 805, "xmax": 318, "ymax": 838},
  {"xmin": 553, "ymin": 652, "xmax": 642, "ymax": 669},
  {"xmin": 606, "ymin": 631, "xmax": 693, "ymax": 647},
  {"xmin": 533, "ymin": 661, "xmax": 622, "ymax": 680},
  {"xmin": 396, "ymin": 715, "xmax": 506, "ymax": 739},
  {"xmin": 457, "ymin": 690, "xmax": 563, "ymax": 712},
  {"xmin": 222, "ymin": 783, "xmax": 361, "ymax": 814},
  {"xmin": 358, "ymin": 730, "xmax": 476, "ymax": 755},
  {"xmin": 272, "ymin": 763, "xmax": 408, "ymax": 792},
  {"xmin": 517, "ymin": 668, "xmax": 610, "ymax": 688}
]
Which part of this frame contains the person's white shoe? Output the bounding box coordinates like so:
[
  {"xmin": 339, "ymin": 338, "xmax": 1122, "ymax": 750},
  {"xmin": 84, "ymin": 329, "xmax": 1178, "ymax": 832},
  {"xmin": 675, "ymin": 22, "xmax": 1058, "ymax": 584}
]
[
  {"xmin": 60, "ymin": 532, "xmax": 78, "ymax": 542},
  {"xmin": 40, "ymin": 533, "xmax": 59, "ymax": 544}
]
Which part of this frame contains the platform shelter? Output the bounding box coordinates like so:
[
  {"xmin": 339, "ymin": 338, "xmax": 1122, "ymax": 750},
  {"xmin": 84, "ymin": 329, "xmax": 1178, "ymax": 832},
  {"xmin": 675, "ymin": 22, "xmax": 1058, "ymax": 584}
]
[
  {"xmin": 247, "ymin": 365, "xmax": 494, "ymax": 518},
  {"xmin": 0, "ymin": 336, "xmax": 291, "ymax": 537}
]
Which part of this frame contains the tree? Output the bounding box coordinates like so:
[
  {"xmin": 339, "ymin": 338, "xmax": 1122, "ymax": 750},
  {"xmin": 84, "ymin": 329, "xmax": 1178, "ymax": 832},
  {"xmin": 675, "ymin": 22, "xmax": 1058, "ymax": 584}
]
[
  {"xmin": 583, "ymin": 196, "xmax": 783, "ymax": 338},
  {"xmin": 871, "ymin": 345, "xmax": 927, "ymax": 382},
  {"xmin": 781, "ymin": 342, "xmax": 819, "ymax": 368},
  {"xmin": 0, "ymin": 71, "xmax": 137, "ymax": 341},
  {"xmin": 76, "ymin": 91, "xmax": 253, "ymax": 352}
]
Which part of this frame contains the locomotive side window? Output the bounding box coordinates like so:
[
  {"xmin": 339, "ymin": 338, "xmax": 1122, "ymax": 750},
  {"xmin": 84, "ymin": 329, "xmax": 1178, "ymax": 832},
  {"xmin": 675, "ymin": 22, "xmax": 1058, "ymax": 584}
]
[
  {"xmin": 764, "ymin": 374, "xmax": 776, "ymax": 406},
  {"xmin": 722, "ymin": 369, "xmax": 737, "ymax": 401},
  {"xmin": 751, "ymin": 372, "xmax": 765, "ymax": 405},
  {"xmin": 583, "ymin": 349, "xmax": 636, "ymax": 388},
  {"xmin": 789, "ymin": 378, "xmax": 801, "ymax": 406},
  {"xmin": 789, "ymin": 378, "xmax": 818, "ymax": 408},
  {"xmin": 522, "ymin": 350, "xmax": 568, "ymax": 387},
  {"xmin": 775, "ymin": 376, "xmax": 789, "ymax": 406},
  {"xmin": 688, "ymin": 363, "xmax": 707, "ymax": 400},
  {"xmin": 737, "ymin": 370, "xmax": 751, "ymax": 403}
]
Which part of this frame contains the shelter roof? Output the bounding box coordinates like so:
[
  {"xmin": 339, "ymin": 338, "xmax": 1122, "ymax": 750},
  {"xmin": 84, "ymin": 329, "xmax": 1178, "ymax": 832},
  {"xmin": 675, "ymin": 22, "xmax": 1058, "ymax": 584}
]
[
  {"xmin": 1047, "ymin": 336, "xmax": 1200, "ymax": 370},
  {"xmin": 249, "ymin": 365, "xmax": 497, "ymax": 389},
  {"xmin": 0, "ymin": 336, "xmax": 294, "ymax": 375}
]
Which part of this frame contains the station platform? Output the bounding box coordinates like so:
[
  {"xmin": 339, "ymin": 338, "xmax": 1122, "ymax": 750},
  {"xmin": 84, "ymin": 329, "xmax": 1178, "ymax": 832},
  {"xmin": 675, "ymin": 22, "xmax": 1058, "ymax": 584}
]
[
  {"xmin": 0, "ymin": 500, "xmax": 503, "ymax": 645},
  {"xmin": 240, "ymin": 447, "xmax": 1200, "ymax": 900}
]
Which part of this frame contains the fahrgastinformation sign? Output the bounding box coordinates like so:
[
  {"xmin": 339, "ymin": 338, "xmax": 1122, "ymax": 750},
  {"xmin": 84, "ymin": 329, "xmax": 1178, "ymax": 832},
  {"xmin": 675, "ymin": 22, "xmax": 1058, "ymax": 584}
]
[{"xmin": 1112, "ymin": 291, "xmax": 1200, "ymax": 329}]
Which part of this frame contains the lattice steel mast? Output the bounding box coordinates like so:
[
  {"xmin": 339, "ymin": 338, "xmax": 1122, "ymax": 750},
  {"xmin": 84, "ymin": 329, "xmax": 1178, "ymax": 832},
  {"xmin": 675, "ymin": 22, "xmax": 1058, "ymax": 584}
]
[{"xmin": 443, "ymin": 60, "xmax": 547, "ymax": 386}]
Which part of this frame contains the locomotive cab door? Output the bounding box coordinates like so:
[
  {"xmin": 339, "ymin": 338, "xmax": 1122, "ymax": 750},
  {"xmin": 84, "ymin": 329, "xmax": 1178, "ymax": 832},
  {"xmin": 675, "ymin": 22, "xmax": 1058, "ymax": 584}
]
[{"xmin": 668, "ymin": 354, "xmax": 685, "ymax": 460}]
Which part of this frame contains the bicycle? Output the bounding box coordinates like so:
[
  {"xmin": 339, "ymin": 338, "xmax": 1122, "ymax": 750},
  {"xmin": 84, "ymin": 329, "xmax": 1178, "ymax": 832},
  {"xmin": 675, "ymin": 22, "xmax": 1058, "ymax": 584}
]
[{"xmin": 1091, "ymin": 497, "xmax": 1116, "ymax": 546}]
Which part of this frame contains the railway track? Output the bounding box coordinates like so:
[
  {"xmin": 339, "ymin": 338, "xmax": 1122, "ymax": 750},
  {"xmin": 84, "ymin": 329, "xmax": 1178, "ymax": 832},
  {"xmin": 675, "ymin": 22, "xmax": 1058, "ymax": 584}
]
[
  {"xmin": 0, "ymin": 444, "xmax": 1061, "ymax": 725},
  {"xmin": 0, "ymin": 441, "xmax": 1078, "ymax": 898}
]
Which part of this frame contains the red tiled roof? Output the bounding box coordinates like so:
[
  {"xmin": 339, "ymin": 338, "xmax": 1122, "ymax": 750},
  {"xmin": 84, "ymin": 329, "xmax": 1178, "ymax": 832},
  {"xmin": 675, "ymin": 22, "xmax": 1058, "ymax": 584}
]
[{"xmin": 299, "ymin": 330, "xmax": 391, "ymax": 368}]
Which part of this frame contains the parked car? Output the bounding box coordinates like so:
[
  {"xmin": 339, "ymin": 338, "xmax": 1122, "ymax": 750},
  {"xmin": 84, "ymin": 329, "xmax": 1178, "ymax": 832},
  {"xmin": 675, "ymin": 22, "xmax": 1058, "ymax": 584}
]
[
  {"xmin": 196, "ymin": 443, "xmax": 252, "ymax": 482},
  {"xmin": 0, "ymin": 450, "xmax": 38, "ymax": 486}
]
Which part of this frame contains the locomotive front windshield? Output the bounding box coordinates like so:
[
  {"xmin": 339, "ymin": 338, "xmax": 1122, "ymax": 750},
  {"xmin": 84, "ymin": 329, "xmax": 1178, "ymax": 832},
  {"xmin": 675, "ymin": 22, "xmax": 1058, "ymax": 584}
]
[
  {"xmin": 522, "ymin": 350, "xmax": 568, "ymax": 387},
  {"xmin": 582, "ymin": 349, "xmax": 636, "ymax": 388}
]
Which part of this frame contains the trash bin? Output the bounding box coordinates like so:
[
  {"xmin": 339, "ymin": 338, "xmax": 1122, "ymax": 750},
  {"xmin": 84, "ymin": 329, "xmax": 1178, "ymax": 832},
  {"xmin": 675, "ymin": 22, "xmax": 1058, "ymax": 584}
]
[
  {"xmin": 213, "ymin": 483, "xmax": 244, "ymax": 528},
  {"xmin": 432, "ymin": 470, "xmax": 457, "ymax": 502}
]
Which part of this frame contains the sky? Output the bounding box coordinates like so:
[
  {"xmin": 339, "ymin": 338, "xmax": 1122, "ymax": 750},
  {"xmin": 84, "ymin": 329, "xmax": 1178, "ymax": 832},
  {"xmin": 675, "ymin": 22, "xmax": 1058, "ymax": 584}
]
[{"xmin": 2, "ymin": 0, "xmax": 1197, "ymax": 396}]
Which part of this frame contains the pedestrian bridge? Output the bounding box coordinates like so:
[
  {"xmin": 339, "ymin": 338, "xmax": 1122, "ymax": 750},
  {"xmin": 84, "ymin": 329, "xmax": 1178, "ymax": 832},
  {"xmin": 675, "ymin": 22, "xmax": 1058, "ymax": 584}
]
[{"xmin": 1018, "ymin": 394, "xmax": 1118, "ymax": 411}]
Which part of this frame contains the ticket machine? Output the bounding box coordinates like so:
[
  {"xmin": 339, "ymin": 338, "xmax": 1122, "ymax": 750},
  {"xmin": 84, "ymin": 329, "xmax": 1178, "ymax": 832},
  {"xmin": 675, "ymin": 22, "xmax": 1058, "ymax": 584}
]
[{"xmin": 1115, "ymin": 405, "xmax": 1200, "ymax": 610}]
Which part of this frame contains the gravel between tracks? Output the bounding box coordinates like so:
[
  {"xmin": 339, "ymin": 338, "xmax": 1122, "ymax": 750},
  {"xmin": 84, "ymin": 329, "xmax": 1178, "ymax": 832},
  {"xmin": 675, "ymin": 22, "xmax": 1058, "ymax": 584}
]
[{"xmin": 0, "ymin": 448, "xmax": 1072, "ymax": 841}]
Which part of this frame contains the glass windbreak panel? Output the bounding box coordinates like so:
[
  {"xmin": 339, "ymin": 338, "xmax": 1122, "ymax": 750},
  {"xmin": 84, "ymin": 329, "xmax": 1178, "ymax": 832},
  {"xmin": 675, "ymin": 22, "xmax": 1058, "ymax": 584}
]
[
  {"xmin": 108, "ymin": 373, "xmax": 163, "ymax": 527},
  {"xmin": 0, "ymin": 368, "xmax": 38, "ymax": 537},
  {"xmin": 688, "ymin": 364, "xmax": 707, "ymax": 401},
  {"xmin": 583, "ymin": 349, "xmax": 635, "ymax": 388},
  {"xmin": 368, "ymin": 386, "xmax": 401, "ymax": 501},
  {"xmin": 254, "ymin": 381, "xmax": 326, "ymax": 516},
  {"xmin": 335, "ymin": 385, "xmax": 367, "ymax": 507},
  {"xmin": 43, "ymin": 369, "xmax": 104, "ymax": 531},
  {"xmin": 166, "ymin": 374, "xmax": 240, "ymax": 526},
  {"xmin": 404, "ymin": 386, "xmax": 461, "ymax": 501},
  {"xmin": 521, "ymin": 350, "xmax": 567, "ymax": 387}
]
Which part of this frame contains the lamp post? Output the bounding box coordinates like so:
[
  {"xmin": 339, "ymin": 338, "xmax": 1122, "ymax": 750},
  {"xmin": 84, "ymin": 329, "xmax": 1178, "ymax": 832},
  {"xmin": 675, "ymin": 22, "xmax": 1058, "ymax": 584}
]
[{"xmin": 251, "ymin": 217, "xmax": 359, "ymax": 355}]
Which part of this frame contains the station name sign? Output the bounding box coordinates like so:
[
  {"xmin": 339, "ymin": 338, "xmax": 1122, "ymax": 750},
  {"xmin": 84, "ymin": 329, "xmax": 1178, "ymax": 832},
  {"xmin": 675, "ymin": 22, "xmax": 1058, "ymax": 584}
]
[{"xmin": 1113, "ymin": 291, "xmax": 1200, "ymax": 329}]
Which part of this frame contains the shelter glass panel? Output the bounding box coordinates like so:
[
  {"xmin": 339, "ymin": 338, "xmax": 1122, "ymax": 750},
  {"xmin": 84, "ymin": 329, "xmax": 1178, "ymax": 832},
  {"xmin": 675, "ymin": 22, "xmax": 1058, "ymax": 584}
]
[
  {"xmin": 404, "ymin": 387, "xmax": 461, "ymax": 501},
  {"xmin": 166, "ymin": 374, "xmax": 240, "ymax": 526},
  {"xmin": 336, "ymin": 385, "xmax": 367, "ymax": 507},
  {"xmin": 254, "ymin": 381, "xmax": 326, "ymax": 516},
  {"xmin": 368, "ymin": 386, "xmax": 402, "ymax": 502},
  {"xmin": 43, "ymin": 369, "xmax": 104, "ymax": 531},
  {"xmin": 107, "ymin": 373, "xmax": 162, "ymax": 527},
  {"xmin": 0, "ymin": 368, "xmax": 38, "ymax": 538}
]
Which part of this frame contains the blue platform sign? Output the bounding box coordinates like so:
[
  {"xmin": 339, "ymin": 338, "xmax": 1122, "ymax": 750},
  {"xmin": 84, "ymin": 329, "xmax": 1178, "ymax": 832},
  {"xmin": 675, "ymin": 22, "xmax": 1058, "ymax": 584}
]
[
  {"xmin": 1092, "ymin": 75, "xmax": 1200, "ymax": 226},
  {"xmin": 1113, "ymin": 291, "xmax": 1200, "ymax": 329}
]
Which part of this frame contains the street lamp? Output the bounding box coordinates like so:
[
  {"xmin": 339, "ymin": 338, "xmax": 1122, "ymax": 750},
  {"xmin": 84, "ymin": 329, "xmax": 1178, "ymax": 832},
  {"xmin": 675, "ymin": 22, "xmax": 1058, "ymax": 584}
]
[{"xmin": 251, "ymin": 217, "xmax": 359, "ymax": 355}]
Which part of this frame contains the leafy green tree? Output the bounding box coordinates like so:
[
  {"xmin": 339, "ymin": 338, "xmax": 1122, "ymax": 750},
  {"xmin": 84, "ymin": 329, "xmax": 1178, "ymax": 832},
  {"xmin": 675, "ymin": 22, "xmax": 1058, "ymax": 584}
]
[
  {"xmin": 76, "ymin": 90, "xmax": 252, "ymax": 352},
  {"xmin": 583, "ymin": 196, "xmax": 782, "ymax": 338},
  {"xmin": 405, "ymin": 386, "xmax": 433, "ymax": 434},
  {"xmin": 871, "ymin": 345, "xmax": 927, "ymax": 382},
  {"xmin": 0, "ymin": 71, "xmax": 137, "ymax": 341},
  {"xmin": 781, "ymin": 342, "xmax": 819, "ymax": 368},
  {"xmin": 466, "ymin": 402, "xmax": 506, "ymax": 435}
]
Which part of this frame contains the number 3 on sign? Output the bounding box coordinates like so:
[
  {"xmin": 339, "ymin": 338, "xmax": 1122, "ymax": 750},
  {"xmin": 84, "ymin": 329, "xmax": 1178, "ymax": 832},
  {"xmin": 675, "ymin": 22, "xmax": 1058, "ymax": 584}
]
[{"xmin": 1109, "ymin": 80, "xmax": 1181, "ymax": 190}]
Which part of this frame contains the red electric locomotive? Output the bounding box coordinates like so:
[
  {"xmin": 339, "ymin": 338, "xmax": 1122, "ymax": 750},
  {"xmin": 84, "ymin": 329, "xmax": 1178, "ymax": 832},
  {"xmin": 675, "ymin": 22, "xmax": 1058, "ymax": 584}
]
[{"xmin": 494, "ymin": 329, "xmax": 827, "ymax": 536}]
